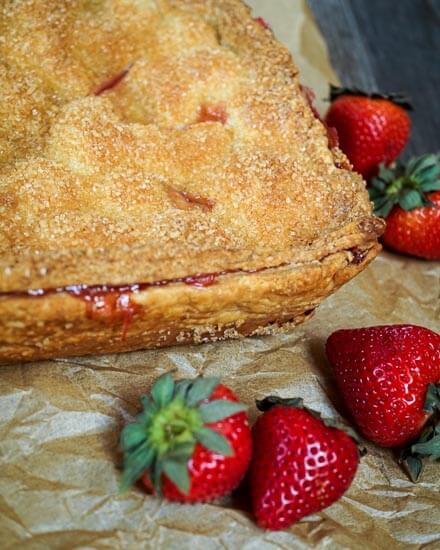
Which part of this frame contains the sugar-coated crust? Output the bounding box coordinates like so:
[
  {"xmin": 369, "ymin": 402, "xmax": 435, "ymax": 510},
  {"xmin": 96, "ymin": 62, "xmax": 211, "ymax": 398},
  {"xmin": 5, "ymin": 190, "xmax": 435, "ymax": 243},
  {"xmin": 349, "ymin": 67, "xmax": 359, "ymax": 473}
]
[{"xmin": 0, "ymin": 0, "xmax": 383, "ymax": 362}]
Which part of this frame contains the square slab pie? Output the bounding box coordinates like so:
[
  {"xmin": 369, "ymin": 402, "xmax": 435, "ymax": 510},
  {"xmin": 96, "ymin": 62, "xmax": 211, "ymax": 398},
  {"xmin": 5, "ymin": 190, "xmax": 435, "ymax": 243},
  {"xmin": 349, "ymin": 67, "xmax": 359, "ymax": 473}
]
[{"xmin": 0, "ymin": 0, "xmax": 383, "ymax": 363}]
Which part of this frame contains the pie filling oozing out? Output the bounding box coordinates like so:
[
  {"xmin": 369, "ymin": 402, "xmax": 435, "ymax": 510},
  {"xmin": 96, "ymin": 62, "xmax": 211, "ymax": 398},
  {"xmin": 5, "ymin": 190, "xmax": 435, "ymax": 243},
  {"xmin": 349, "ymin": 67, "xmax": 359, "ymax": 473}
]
[
  {"xmin": 2, "ymin": 243, "xmax": 369, "ymax": 339},
  {"xmin": 22, "ymin": 272, "xmax": 225, "ymax": 338},
  {"xmin": 0, "ymin": 0, "xmax": 382, "ymax": 358}
]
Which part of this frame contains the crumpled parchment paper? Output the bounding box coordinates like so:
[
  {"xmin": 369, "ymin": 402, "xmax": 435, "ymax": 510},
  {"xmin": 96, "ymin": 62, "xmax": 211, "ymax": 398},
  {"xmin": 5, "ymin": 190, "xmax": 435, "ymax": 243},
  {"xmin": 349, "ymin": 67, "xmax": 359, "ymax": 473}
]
[{"xmin": 0, "ymin": 1, "xmax": 439, "ymax": 548}]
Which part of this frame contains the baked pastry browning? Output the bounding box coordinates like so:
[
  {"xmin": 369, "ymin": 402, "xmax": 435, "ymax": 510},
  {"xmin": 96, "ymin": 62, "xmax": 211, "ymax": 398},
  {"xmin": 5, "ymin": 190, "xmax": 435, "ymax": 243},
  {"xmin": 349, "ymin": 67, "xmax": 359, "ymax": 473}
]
[{"xmin": 0, "ymin": 0, "xmax": 383, "ymax": 363}]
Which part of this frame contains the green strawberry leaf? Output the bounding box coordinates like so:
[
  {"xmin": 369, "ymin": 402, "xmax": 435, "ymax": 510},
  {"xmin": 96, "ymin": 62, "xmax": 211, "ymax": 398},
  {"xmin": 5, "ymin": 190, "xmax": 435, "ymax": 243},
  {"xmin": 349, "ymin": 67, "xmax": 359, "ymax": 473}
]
[
  {"xmin": 414, "ymin": 164, "xmax": 440, "ymax": 184},
  {"xmin": 423, "ymin": 383, "xmax": 440, "ymax": 413},
  {"xmin": 402, "ymin": 455, "xmax": 424, "ymax": 483},
  {"xmin": 411, "ymin": 434, "xmax": 440, "ymax": 460},
  {"xmin": 410, "ymin": 153, "xmax": 439, "ymax": 177},
  {"xmin": 370, "ymin": 177, "xmax": 387, "ymax": 192},
  {"xmin": 120, "ymin": 422, "xmax": 147, "ymax": 451},
  {"xmin": 373, "ymin": 197, "xmax": 395, "ymax": 218},
  {"xmin": 151, "ymin": 458, "xmax": 163, "ymax": 496},
  {"xmin": 420, "ymin": 180, "xmax": 440, "ymax": 192},
  {"xmin": 151, "ymin": 373, "xmax": 175, "ymax": 407},
  {"xmin": 401, "ymin": 386, "xmax": 440, "ymax": 482},
  {"xmin": 140, "ymin": 395, "xmax": 151, "ymax": 409},
  {"xmin": 399, "ymin": 189, "xmax": 425, "ymax": 211},
  {"xmin": 195, "ymin": 427, "xmax": 233, "ymax": 456},
  {"xmin": 199, "ymin": 400, "xmax": 247, "ymax": 423},
  {"xmin": 368, "ymin": 153, "xmax": 440, "ymax": 217},
  {"xmin": 120, "ymin": 443, "xmax": 154, "ymax": 492},
  {"xmin": 377, "ymin": 164, "xmax": 396, "ymax": 182},
  {"xmin": 162, "ymin": 459, "xmax": 191, "ymax": 495},
  {"xmin": 369, "ymin": 192, "xmax": 387, "ymax": 206},
  {"xmin": 368, "ymin": 187, "xmax": 382, "ymax": 200},
  {"xmin": 186, "ymin": 377, "xmax": 220, "ymax": 407},
  {"xmin": 163, "ymin": 441, "xmax": 196, "ymax": 462},
  {"xmin": 136, "ymin": 396, "xmax": 158, "ymax": 426},
  {"xmin": 175, "ymin": 379, "xmax": 192, "ymax": 400}
]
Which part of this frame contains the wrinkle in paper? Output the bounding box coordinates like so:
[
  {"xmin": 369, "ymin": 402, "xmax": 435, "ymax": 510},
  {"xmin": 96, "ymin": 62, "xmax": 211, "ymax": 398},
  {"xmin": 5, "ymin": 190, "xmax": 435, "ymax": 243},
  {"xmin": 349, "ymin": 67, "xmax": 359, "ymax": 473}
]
[{"xmin": 0, "ymin": 1, "xmax": 439, "ymax": 548}]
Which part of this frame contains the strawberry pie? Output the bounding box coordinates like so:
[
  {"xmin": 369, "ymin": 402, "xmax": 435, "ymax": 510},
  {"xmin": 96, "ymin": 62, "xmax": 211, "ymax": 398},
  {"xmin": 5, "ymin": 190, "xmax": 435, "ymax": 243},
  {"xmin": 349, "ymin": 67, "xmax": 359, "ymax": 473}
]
[{"xmin": 0, "ymin": 0, "xmax": 383, "ymax": 362}]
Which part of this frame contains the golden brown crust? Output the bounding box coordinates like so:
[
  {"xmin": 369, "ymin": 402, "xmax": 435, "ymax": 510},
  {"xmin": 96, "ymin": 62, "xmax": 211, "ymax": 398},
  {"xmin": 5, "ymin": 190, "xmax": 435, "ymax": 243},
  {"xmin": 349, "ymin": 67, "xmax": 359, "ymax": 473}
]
[
  {"xmin": 0, "ymin": 0, "xmax": 383, "ymax": 361},
  {"xmin": 0, "ymin": 243, "xmax": 380, "ymax": 363}
]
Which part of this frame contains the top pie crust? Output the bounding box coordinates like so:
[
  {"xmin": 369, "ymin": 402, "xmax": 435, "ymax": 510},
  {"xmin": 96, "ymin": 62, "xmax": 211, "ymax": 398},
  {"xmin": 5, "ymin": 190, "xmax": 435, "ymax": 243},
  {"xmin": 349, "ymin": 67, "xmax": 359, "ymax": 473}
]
[{"xmin": 0, "ymin": 0, "xmax": 381, "ymax": 295}]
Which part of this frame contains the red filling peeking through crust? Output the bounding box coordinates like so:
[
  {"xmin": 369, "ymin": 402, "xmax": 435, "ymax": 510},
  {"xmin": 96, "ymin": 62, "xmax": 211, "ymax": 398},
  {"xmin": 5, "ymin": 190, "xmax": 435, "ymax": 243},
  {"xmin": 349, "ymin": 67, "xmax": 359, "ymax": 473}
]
[
  {"xmin": 65, "ymin": 273, "xmax": 220, "ymax": 338},
  {"xmin": 167, "ymin": 187, "xmax": 215, "ymax": 211},
  {"xmin": 255, "ymin": 17, "xmax": 271, "ymax": 29},
  {"xmin": 68, "ymin": 286, "xmax": 142, "ymax": 339},
  {"xmin": 198, "ymin": 104, "xmax": 228, "ymax": 124},
  {"xmin": 5, "ymin": 245, "xmax": 369, "ymax": 339},
  {"xmin": 94, "ymin": 68, "xmax": 129, "ymax": 96},
  {"xmin": 300, "ymin": 85, "xmax": 340, "ymax": 151}
]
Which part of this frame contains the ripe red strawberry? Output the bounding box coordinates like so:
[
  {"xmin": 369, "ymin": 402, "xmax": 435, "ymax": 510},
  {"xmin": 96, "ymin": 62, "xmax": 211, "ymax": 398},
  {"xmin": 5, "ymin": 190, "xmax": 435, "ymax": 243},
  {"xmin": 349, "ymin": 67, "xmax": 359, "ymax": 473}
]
[
  {"xmin": 369, "ymin": 154, "xmax": 440, "ymax": 260},
  {"xmin": 249, "ymin": 397, "xmax": 359, "ymax": 530},
  {"xmin": 325, "ymin": 86, "xmax": 411, "ymax": 179},
  {"xmin": 120, "ymin": 374, "xmax": 252, "ymax": 502},
  {"xmin": 326, "ymin": 325, "xmax": 440, "ymax": 450}
]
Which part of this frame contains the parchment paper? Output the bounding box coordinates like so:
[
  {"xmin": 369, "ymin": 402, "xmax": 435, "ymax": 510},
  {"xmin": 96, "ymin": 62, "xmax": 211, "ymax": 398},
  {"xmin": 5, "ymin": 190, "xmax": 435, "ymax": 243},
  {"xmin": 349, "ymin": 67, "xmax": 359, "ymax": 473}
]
[{"xmin": 1, "ymin": 2, "xmax": 439, "ymax": 548}]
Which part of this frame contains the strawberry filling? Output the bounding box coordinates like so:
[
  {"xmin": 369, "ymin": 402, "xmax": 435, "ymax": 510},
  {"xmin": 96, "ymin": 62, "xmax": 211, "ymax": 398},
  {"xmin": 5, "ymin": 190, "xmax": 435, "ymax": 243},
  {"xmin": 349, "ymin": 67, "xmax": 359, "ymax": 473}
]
[
  {"xmin": 167, "ymin": 187, "xmax": 214, "ymax": 211},
  {"xmin": 65, "ymin": 273, "xmax": 220, "ymax": 336},
  {"xmin": 94, "ymin": 68, "xmax": 129, "ymax": 96},
  {"xmin": 255, "ymin": 17, "xmax": 270, "ymax": 30},
  {"xmin": 326, "ymin": 126, "xmax": 340, "ymax": 149},
  {"xmin": 182, "ymin": 273, "xmax": 218, "ymax": 287},
  {"xmin": 198, "ymin": 104, "xmax": 228, "ymax": 124},
  {"xmin": 16, "ymin": 273, "xmax": 224, "ymax": 338},
  {"xmin": 300, "ymin": 85, "xmax": 340, "ymax": 151},
  {"xmin": 349, "ymin": 247, "xmax": 367, "ymax": 265},
  {"xmin": 5, "ymin": 264, "xmax": 291, "ymax": 336},
  {"xmin": 69, "ymin": 287, "xmax": 142, "ymax": 339}
]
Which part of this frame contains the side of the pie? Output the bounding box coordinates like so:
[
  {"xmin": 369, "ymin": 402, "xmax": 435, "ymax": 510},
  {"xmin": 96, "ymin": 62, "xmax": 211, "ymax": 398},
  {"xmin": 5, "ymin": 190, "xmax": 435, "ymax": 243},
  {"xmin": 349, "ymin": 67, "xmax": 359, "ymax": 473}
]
[{"xmin": 0, "ymin": 0, "xmax": 383, "ymax": 363}]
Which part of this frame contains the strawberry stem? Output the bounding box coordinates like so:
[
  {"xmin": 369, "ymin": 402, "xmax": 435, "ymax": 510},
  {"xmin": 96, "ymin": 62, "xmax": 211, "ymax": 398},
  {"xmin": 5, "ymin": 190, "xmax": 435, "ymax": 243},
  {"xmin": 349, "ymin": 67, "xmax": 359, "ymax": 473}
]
[{"xmin": 369, "ymin": 154, "xmax": 440, "ymax": 217}]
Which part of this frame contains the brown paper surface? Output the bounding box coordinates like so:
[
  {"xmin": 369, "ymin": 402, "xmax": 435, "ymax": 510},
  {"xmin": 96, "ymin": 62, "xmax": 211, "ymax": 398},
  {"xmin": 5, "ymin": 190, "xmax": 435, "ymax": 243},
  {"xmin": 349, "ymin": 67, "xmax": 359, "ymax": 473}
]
[{"xmin": 1, "ymin": 2, "xmax": 439, "ymax": 548}]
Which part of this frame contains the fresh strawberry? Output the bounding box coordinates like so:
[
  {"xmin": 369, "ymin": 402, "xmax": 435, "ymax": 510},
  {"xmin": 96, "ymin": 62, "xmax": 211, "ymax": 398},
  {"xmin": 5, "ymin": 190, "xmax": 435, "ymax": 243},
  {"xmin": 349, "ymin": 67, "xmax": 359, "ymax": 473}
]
[
  {"xmin": 369, "ymin": 154, "xmax": 440, "ymax": 260},
  {"xmin": 326, "ymin": 325, "xmax": 440, "ymax": 461},
  {"xmin": 120, "ymin": 374, "xmax": 252, "ymax": 502},
  {"xmin": 249, "ymin": 397, "xmax": 359, "ymax": 530},
  {"xmin": 325, "ymin": 86, "xmax": 411, "ymax": 179}
]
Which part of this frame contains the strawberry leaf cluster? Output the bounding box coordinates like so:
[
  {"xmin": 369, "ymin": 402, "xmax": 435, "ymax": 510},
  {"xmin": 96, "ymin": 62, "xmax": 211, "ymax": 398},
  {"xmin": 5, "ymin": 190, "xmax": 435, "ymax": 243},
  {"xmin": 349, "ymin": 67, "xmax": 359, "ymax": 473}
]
[
  {"xmin": 369, "ymin": 153, "xmax": 440, "ymax": 217},
  {"xmin": 120, "ymin": 373, "xmax": 246, "ymax": 494},
  {"xmin": 401, "ymin": 383, "xmax": 440, "ymax": 482}
]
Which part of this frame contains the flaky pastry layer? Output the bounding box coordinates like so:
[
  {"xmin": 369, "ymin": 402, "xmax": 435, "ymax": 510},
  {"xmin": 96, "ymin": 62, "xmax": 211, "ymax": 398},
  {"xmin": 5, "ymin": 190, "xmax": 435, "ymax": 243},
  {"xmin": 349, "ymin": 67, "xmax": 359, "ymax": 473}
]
[{"xmin": 0, "ymin": 243, "xmax": 380, "ymax": 363}]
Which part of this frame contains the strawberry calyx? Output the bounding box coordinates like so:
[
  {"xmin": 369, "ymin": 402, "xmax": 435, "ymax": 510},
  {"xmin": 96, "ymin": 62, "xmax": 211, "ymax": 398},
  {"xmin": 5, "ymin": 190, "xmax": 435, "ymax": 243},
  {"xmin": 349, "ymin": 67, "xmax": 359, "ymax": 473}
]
[
  {"xmin": 120, "ymin": 373, "xmax": 246, "ymax": 494},
  {"xmin": 329, "ymin": 84, "xmax": 413, "ymax": 110},
  {"xmin": 400, "ymin": 383, "xmax": 440, "ymax": 482},
  {"xmin": 256, "ymin": 396, "xmax": 364, "ymax": 450},
  {"xmin": 369, "ymin": 153, "xmax": 440, "ymax": 217}
]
